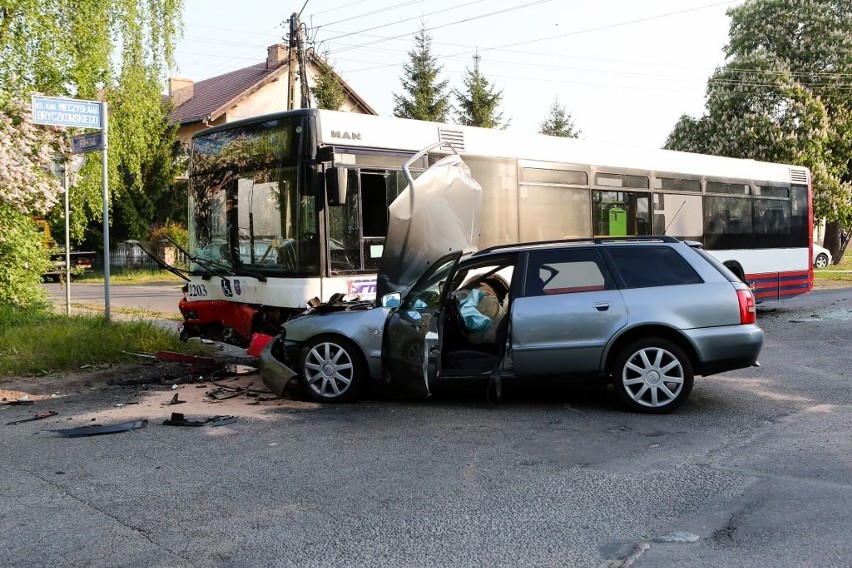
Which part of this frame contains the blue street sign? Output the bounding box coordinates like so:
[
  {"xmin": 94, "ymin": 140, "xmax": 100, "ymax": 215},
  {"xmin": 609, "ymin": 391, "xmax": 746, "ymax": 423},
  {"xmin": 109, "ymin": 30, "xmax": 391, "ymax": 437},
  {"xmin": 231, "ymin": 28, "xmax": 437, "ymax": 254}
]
[
  {"xmin": 72, "ymin": 132, "xmax": 104, "ymax": 153},
  {"xmin": 31, "ymin": 96, "xmax": 102, "ymax": 129}
]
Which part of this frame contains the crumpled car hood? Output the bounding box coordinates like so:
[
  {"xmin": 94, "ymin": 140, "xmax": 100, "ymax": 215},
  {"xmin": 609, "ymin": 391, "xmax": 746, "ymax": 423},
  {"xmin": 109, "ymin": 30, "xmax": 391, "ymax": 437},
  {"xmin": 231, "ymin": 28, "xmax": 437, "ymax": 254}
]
[{"xmin": 376, "ymin": 154, "xmax": 482, "ymax": 299}]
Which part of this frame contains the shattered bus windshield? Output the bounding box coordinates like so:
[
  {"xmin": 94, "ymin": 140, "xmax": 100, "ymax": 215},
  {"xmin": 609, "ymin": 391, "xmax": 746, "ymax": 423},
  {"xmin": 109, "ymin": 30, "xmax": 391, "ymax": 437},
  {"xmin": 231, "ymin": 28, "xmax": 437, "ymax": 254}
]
[{"xmin": 188, "ymin": 118, "xmax": 318, "ymax": 277}]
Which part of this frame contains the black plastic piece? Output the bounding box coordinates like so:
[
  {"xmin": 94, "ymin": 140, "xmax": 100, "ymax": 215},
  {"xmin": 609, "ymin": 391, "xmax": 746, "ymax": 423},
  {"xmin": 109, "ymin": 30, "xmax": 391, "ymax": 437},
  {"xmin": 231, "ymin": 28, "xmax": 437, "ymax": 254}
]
[{"xmin": 53, "ymin": 419, "xmax": 147, "ymax": 437}]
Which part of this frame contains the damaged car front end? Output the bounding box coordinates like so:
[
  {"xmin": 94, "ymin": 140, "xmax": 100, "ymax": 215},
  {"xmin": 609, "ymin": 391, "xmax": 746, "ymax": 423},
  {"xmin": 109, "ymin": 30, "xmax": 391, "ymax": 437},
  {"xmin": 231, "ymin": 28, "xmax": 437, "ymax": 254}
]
[{"xmin": 259, "ymin": 149, "xmax": 483, "ymax": 402}]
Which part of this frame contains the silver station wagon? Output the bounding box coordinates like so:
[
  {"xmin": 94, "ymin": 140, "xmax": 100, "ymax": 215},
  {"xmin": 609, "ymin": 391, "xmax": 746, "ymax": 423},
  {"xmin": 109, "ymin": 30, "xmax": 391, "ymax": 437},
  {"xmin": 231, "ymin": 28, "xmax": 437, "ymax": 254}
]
[{"xmin": 260, "ymin": 154, "xmax": 763, "ymax": 413}]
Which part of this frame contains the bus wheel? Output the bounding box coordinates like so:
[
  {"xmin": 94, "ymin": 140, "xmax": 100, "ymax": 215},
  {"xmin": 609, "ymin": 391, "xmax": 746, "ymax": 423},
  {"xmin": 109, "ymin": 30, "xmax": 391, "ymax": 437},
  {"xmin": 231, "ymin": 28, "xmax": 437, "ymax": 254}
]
[
  {"xmin": 299, "ymin": 336, "xmax": 365, "ymax": 403},
  {"xmin": 612, "ymin": 338, "xmax": 694, "ymax": 414}
]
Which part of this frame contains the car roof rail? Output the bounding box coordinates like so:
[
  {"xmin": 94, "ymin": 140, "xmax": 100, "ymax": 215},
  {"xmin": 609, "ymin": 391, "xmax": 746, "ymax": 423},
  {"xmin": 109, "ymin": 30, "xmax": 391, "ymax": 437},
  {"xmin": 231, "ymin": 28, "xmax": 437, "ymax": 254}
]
[{"xmin": 473, "ymin": 235, "xmax": 681, "ymax": 257}]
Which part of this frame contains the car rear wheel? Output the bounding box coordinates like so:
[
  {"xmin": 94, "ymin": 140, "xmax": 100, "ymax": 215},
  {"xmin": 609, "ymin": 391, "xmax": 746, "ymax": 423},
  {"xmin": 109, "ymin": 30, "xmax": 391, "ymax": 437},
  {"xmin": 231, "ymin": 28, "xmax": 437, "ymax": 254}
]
[
  {"xmin": 815, "ymin": 253, "xmax": 829, "ymax": 269},
  {"xmin": 612, "ymin": 338, "xmax": 694, "ymax": 414},
  {"xmin": 299, "ymin": 336, "xmax": 365, "ymax": 403}
]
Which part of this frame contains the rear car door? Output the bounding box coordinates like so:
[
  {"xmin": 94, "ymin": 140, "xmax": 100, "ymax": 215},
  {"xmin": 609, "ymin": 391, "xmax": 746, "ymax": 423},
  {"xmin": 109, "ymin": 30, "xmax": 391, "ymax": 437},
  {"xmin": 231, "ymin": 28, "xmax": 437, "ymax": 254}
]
[{"xmin": 510, "ymin": 247, "xmax": 627, "ymax": 375}]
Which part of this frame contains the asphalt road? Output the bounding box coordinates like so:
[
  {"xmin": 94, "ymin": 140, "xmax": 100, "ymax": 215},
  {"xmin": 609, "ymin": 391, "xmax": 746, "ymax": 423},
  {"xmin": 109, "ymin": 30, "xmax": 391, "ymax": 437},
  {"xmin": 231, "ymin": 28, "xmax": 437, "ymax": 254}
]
[
  {"xmin": 2, "ymin": 287, "xmax": 850, "ymax": 567},
  {"xmin": 43, "ymin": 281, "xmax": 184, "ymax": 328}
]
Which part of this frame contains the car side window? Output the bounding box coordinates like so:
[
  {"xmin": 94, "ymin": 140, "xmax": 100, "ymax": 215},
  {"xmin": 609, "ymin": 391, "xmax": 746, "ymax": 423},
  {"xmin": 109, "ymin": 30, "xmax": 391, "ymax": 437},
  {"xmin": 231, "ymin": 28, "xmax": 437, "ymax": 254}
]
[
  {"xmin": 402, "ymin": 253, "xmax": 460, "ymax": 310},
  {"xmin": 605, "ymin": 246, "xmax": 703, "ymax": 288},
  {"xmin": 524, "ymin": 249, "xmax": 613, "ymax": 297}
]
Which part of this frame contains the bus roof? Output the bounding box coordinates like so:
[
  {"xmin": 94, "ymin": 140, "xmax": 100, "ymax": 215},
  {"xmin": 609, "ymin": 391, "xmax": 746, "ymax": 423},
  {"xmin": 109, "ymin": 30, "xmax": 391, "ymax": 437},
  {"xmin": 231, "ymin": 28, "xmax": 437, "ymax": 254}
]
[
  {"xmin": 315, "ymin": 110, "xmax": 806, "ymax": 186},
  {"xmin": 191, "ymin": 108, "xmax": 808, "ymax": 186}
]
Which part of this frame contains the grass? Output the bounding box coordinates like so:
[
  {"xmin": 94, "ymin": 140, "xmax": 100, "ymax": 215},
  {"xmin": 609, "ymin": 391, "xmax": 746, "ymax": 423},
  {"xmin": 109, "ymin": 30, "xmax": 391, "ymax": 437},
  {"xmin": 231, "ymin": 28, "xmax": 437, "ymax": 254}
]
[
  {"xmin": 75, "ymin": 266, "xmax": 186, "ymax": 285},
  {"xmin": 814, "ymin": 249, "xmax": 852, "ymax": 284},
  {"xmin": 0, "ymin": 305, "xmax": 211, "ymax": 378}
]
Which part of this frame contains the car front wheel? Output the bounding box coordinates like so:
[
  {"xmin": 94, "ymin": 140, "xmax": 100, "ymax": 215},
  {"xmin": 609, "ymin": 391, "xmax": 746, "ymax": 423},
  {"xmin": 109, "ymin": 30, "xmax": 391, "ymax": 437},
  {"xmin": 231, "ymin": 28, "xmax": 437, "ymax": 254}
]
[
  {"xmin": 815, "ymin": 253, "xmax": 829, "ymax": 268},
  {"xmin": 299, "ymin": 336, "xmax": 365, "ymax": 403},
  {"xmin": 612, "ymin": 338, "xmax": 694, "ymax": 414}
]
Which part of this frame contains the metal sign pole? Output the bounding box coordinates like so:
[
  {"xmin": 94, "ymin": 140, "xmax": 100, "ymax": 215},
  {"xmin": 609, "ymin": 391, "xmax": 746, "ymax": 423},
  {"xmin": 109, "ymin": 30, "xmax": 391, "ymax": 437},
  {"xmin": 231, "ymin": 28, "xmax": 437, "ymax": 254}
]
[
  {"xmin": 63, "ymin": 162, "xmax": 71, "ymax": 315},
  {"xmin": 101, "ymin": 102, "xmax": 111, "ymax": 322}
]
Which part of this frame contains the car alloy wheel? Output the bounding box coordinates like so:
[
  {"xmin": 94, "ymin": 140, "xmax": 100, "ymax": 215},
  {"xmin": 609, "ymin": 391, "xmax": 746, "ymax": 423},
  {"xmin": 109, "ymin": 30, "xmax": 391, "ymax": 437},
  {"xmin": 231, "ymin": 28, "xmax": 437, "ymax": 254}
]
[
  {"xmin": 613, "ymin": 338, "xmax": 694, "ymax": 413},
  {"xmin": 815, "ymin": 253, "xmax": 829, "ymax": 269},
  {"xmin": 299, "ymin": 336, "xmax": 364, "ymax": 403}
]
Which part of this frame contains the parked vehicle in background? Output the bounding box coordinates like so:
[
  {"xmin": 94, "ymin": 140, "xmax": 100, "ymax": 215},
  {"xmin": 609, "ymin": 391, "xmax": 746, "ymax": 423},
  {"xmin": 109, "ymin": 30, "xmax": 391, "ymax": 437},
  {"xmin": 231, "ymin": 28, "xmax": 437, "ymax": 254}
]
[
  {"xmin": 813, "ymin": 244, "xmax": 832, "ymax": 268},
  {"xmin": 180, "ymin": 108, "xmax": 808, "ymax": 346},
  {"xmin": 259, "ymin": 156, "xmax": 763, "ymax": 414},
  {"xmin": 33, "ymin": 217, "xmax": 96, "ymax": 281}
]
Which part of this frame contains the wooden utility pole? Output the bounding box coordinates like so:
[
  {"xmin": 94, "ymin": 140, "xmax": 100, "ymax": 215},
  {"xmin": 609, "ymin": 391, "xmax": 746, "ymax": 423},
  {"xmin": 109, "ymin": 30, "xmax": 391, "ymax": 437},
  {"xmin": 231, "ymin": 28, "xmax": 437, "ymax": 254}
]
[
  {"xmin": 286, "ymin": 13, "xmax": 297, "ymax": 110},
  {"xmin": 286, "ymin": 11, "xmax": 312, "ymax": 110}
]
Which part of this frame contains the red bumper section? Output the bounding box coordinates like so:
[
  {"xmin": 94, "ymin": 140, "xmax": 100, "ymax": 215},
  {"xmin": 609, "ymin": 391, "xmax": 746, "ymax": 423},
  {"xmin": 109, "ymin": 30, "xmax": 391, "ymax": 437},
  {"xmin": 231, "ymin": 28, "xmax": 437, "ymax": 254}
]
[{"xmin": 179, "ymin": 299, "xmax": 258, "ymax": 343}]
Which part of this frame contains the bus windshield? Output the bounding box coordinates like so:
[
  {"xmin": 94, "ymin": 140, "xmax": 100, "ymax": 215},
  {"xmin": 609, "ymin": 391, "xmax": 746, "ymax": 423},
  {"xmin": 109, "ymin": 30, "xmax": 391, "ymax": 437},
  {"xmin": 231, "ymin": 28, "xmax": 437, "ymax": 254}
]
[{"xmin": 188, "ymin": 117, "xmax": 319, "ymax": 277}]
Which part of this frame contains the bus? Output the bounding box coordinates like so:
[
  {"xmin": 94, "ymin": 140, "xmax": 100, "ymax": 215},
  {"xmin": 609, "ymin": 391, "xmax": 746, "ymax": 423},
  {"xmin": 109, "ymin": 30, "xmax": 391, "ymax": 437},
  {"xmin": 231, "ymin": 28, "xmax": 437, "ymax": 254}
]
[{"xmin": 179, "ymin": 108, "xmax": 812, "ymax": 345}]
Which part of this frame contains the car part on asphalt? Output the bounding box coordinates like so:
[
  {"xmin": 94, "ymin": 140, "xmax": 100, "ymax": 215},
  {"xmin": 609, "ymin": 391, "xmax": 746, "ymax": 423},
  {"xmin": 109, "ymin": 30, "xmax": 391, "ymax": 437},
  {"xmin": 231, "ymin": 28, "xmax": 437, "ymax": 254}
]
[
  {"xmin": 163, "ymin": 393, "xmax": 186, "ymax": 406},
  {"xmin": 154, "ymin": 351, "xmax": 217, "ymax": 374},
  {"xmin": 162, "ymin": 412, "xmax": 237, "ymax": 427},
  {"xmin": 1, "ymin": 399, "xmax": 34, "ymax": 406},
  {"xmin": 6, "ymin": 411, "xmax": 58, "ymax": 425},
  {"xmin": 53, "ymin": 419, "xmax": 147, "ymax": 437}
]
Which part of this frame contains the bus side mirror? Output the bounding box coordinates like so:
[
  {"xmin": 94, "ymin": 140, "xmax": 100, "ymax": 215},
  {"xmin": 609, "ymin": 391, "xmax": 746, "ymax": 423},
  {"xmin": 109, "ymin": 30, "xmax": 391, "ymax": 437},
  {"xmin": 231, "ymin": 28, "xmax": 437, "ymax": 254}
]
[{"xmin": 325, "ymin": 167, "xmax": 348, "ymax": 206}]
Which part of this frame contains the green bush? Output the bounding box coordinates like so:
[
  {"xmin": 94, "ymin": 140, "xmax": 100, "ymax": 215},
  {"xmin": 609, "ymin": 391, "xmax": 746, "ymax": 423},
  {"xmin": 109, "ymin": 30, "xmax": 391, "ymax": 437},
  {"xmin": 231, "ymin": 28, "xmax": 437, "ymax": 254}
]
[
  {"xmin": 149, "ymin": 220, "xmax": 188, "ymax": 251},
  {"xmin": 0, "ymin": 204, "xmax": 51, "ymax": 308}
]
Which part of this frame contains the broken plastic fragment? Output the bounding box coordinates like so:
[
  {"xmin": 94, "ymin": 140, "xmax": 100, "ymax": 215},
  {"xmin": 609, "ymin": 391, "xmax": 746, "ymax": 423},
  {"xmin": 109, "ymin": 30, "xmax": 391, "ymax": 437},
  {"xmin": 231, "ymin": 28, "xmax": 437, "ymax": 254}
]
[{"xmin": 53, "ymin": 419, "xmax": 147, "ymax": 438}]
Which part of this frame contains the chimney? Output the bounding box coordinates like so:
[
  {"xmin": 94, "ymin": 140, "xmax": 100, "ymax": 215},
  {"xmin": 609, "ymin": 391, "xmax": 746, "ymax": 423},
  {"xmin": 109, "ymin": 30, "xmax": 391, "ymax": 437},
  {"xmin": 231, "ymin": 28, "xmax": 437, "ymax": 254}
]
[
  {"xmin": 169, "ymin": 77, "xmax": 194, "ymax": 107},
  {"xmin": 267, "ymin": 44, "xmax": 288, "ymax": 69}
]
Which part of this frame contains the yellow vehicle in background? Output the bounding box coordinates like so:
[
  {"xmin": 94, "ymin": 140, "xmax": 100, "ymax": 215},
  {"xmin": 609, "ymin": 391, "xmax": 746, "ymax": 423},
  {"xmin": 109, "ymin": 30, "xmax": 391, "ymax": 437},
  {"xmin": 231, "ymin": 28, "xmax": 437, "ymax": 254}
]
[{"xmin": 33, "ymin": 217, "xmax": 96, "ymax": 281}]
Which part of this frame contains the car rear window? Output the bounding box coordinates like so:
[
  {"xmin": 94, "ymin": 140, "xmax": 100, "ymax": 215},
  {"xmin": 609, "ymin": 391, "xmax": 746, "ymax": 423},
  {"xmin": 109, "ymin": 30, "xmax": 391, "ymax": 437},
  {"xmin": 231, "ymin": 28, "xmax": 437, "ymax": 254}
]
[
  {"xmin": 606, "ymin": 246, "xmax": 703, "ymax": 288},
  {"xmin": 693, "ymin": 248, "xmax": 742, "ymax": 283}
]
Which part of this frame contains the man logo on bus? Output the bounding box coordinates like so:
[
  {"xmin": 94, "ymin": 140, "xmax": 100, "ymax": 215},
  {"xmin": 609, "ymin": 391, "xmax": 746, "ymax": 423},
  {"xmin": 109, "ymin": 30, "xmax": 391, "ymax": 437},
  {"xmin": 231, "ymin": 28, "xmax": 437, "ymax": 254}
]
[
  {"xmin": 221, "ymin": 279, "xmax": 233, "ymax": 297},
  {"xmin": 331, "ymin": 130, "xmax": 361, "ymax": 140}
]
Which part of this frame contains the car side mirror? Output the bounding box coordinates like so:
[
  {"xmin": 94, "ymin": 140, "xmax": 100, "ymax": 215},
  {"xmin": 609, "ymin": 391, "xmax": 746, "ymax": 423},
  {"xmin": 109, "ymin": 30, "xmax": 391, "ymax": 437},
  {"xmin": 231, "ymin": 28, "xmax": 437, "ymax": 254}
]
[
  {"xmin": 381, "ymin": 292, "xmax": 401, "ymax": 308},
  {"xmin": 325, "ymin": 167, "xmax": 348, "ymax": 206}
]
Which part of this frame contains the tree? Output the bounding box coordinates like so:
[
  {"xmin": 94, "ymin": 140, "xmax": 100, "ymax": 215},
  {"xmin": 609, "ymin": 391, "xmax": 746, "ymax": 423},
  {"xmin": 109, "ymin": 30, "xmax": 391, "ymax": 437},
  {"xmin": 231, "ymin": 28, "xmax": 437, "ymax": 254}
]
[
  {"xmin": 310, "ymin": 55, "xmax": 346, "ymax": 111},
  {"xmin": 393, "ymin": 25, "xmax": 450, "ymax": 122},
  {"xmin": 453, "ymin": 52, "xmax": 508, "ymax": 129},
  {"xmin": 0, "ymin": 0, "xmax": 183, "ymax": 248},
  {"xmin": 665, "ymin": 0, "xmax": 852, "ymax": 260},
  {"xmin": 539, "ymin": 98, "xmax": 581, "ymax": 138}
]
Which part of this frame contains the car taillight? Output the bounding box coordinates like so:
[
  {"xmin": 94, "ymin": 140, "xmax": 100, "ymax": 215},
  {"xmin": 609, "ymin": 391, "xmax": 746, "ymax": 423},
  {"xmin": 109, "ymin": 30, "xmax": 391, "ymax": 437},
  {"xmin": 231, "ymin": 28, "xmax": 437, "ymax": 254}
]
[{"xmin": 737, "ymin": 289, "xmax": 756, "ymax": 324}]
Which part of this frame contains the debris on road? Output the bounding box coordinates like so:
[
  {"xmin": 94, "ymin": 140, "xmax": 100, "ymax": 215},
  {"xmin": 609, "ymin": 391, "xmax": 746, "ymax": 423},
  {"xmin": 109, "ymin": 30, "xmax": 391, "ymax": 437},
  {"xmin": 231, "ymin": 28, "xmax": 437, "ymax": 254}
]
[
  {"xmin": 53, "ymin": 419, "xmax": 148, "ymax": 438},
  {"xmin": 162, "ymin": 412, "xmax": 237, "ymax": 427},
  {"xmin": 6, "ymin": 410, "xmax": 58, "ymax": 425},
  {"xmin": 163, "ymin": 392, "xmax": 186, "ymax": 406}
]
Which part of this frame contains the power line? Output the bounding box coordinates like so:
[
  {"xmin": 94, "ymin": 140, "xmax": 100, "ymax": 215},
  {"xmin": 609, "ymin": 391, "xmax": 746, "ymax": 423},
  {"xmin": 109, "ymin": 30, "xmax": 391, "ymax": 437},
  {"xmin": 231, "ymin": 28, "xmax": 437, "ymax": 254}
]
[
  {"xmin": 319, "ymin": 0, "xmax": 485, "ymax": 44},
  {"xmin": 310, "ymin": 0, "xmax": 370, "ymax": 18},
  {"xmin": 327, "ymin": 0, "xmax": 553, "ymax": 55},
  {"xmin": 314, "ymin": 0, "xmax": 425, "ymax": 29}
]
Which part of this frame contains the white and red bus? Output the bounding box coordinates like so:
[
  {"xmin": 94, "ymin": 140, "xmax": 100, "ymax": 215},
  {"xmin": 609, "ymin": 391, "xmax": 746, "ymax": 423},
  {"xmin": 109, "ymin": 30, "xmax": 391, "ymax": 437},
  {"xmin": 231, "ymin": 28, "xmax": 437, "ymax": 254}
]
[{"xmin": 179, "ymin": 109, "xmax": 812, "ymax": 344}]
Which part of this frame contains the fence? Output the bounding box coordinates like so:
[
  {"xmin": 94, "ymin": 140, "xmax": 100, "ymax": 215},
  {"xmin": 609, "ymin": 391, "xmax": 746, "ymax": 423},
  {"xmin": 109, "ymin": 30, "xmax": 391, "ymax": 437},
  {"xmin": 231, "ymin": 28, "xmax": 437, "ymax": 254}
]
[{"xmin": 110, "ymin": 240, "xmax": 188, "ymax": 268}]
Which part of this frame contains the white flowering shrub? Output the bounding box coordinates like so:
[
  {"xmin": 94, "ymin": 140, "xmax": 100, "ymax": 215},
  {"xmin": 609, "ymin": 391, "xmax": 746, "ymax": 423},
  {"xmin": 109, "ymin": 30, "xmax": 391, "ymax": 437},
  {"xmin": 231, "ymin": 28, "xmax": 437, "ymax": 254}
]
[
  {"xmin": 0, "ymin": 94, "xmax": 65, "ymax": 214},
  {"xmin": 0, "ymin": 93, "xmax": 66, "ymax": 307}
]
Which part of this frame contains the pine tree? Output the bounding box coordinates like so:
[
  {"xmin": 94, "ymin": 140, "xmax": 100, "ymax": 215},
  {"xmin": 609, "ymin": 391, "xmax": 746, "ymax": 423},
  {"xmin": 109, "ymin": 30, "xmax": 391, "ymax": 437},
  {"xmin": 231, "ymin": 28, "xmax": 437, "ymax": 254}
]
[
  {"xmin": 453, "ymin": 52, "xmax": 508, "ymax": 129},
  {"xmin": 539, "ymin": 98, "xmax": 580, "ymax": 138},
  {"xmin": 311, "ymin": 55, "xmax": 346, "ymax": 111},
  {"xmin": 392, "ymin": 26, "xmax": 450, "ymax": 122}
]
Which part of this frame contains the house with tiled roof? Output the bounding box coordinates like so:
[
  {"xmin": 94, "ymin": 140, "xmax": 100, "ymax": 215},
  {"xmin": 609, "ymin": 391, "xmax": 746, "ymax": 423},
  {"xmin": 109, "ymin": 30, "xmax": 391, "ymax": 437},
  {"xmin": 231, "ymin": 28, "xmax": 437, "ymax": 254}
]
[{"xmin": 167, "ymin": 43, "xmax": 377, "ymax": 146}]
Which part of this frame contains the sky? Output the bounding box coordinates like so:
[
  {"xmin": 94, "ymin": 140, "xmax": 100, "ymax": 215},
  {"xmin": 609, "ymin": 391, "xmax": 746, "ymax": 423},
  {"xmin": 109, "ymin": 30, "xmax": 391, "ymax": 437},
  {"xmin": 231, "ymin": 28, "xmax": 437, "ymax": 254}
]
[{"xmin": 173, "ymin": 0, "xmax": 740, "ymax": 148}]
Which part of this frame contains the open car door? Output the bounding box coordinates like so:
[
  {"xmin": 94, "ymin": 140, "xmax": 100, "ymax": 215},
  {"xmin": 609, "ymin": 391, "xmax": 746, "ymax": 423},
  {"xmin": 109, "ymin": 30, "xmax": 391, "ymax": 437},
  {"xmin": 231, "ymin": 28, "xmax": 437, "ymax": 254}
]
[{"xmin": 383, "ymin": 251, "xmax": 462, "ymax": 398}]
